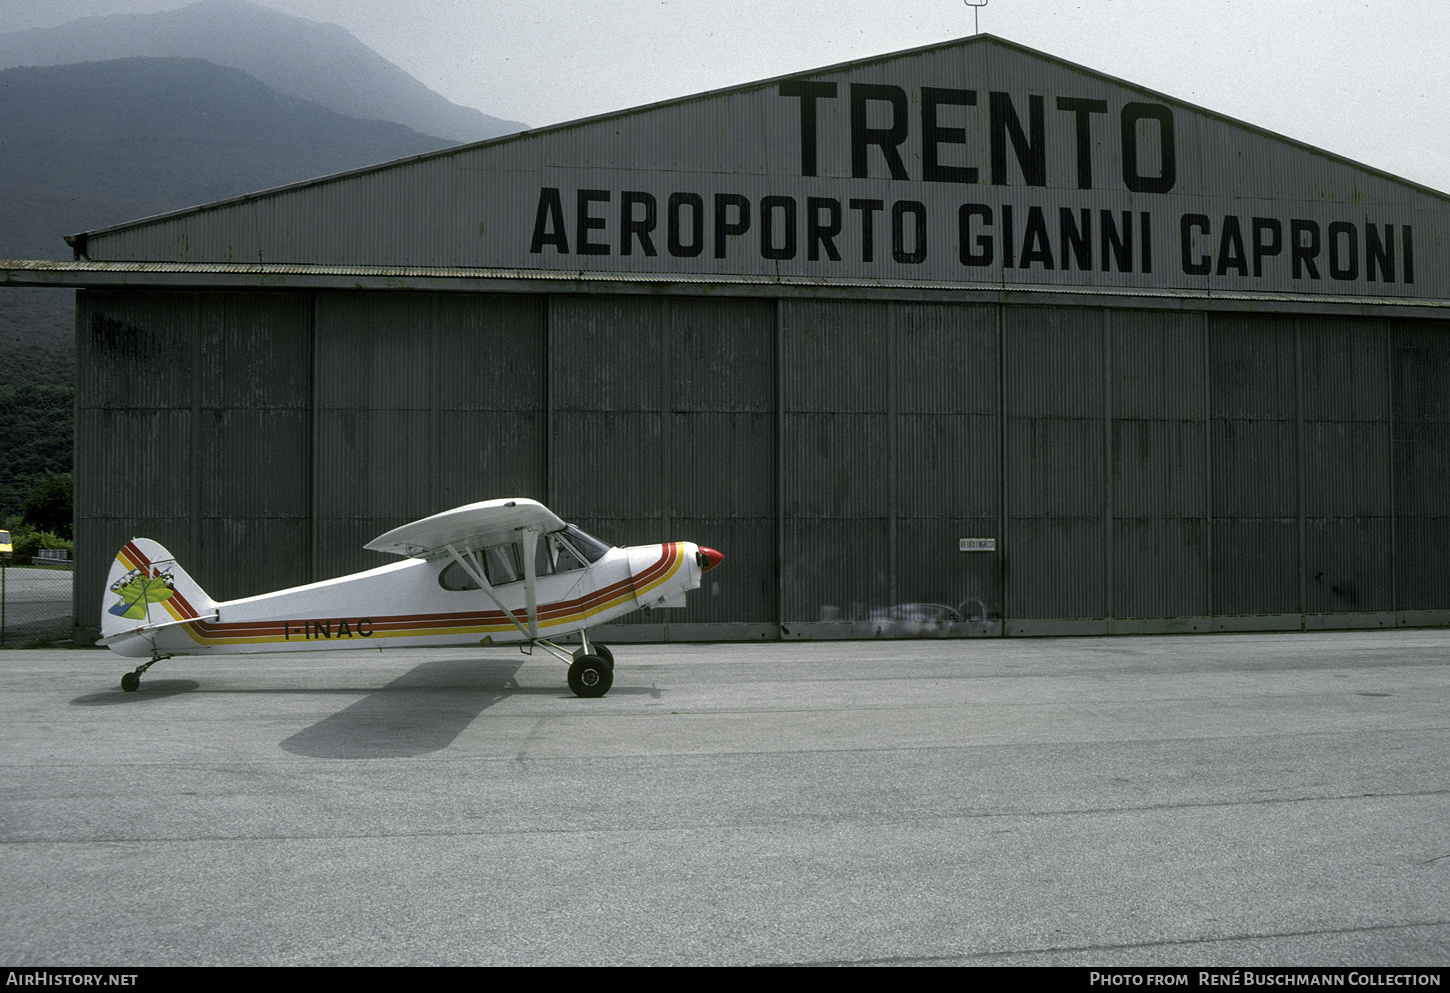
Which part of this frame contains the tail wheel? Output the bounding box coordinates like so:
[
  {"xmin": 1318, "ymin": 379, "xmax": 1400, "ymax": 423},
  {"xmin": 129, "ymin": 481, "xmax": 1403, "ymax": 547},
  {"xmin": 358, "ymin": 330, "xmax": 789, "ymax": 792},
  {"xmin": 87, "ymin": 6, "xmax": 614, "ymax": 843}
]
[
  {"xmin": 119, "ymin": 653, "xmax": 166, "ymax": 693},
  {"xmin": 567, "ymin": 655, "xmax": 613, "ymax": 698}
]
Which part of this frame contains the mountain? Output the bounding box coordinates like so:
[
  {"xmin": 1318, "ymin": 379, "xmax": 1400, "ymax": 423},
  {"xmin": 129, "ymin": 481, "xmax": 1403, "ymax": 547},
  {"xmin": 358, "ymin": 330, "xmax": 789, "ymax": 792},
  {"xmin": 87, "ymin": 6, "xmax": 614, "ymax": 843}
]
[
  {"xmin": 0, "ymin": 56, "xmax": 475, "ymax": 386},
  {"xmin": 0, "ymin": 56, "xmax": 461, "ymax": 259},
  {"xmin": 0, "ymin": 0, "xmax": 526, "ymax": 144}
]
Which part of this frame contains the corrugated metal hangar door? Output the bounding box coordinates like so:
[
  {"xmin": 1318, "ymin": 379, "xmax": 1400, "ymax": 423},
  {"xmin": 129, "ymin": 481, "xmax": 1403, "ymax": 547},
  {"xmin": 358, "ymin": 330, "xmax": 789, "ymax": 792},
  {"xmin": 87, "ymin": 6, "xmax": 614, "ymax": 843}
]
[
  {"xmin": 309, "ymin": 292, "xmax": 548, "ymax": 579},
  {"xmin": 778, "ymin": 300, "xmax": 1000, "ymax": 635},
  {"xmin": 79, "ymin": 290, "xmax": 315, "ymax": 611},
  {"xmin": 1005, "ymin": 306, "xmax": 1215, "ymax": 632},
  {"xmin": 297, "ymin": 290, "xmax": 784, "ymax": 636},
  {"xmin": 545, "ymin": 295, "xmax": 779, "ymax": 634}
]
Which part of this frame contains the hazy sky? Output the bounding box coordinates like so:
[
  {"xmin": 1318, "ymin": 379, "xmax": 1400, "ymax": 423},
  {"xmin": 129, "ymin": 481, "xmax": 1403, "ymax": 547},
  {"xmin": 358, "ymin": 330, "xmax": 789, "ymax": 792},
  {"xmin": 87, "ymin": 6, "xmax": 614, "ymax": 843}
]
[{"xmin": 4, "ymin": 0, "xmax": 1448, "ymax": 192}]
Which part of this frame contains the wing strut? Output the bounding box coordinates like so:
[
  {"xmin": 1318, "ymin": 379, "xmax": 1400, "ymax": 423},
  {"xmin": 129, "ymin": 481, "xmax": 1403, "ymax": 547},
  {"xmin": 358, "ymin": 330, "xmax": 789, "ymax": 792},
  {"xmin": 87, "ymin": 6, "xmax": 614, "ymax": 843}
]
[
  {"xmin": 442, "ymin": 543, "xmax": 533, "ymax": 641},
  {"xmin": 520, "ymin": 527, "xmax": 539, "ymax": 639}
]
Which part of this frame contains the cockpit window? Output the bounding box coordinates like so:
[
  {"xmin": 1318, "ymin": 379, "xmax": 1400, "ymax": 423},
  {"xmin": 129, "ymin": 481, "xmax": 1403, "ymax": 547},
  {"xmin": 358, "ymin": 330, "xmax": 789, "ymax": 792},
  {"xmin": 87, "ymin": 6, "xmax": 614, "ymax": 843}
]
[
  {"xmin": 437, "ymin": 530, "xmax": 608, "ymax": 591},
  {"xmin": 437, "ymin": 541, "xmax": 525, "ymax": 591},
  {"xmin": 563, "ymin": 524, "xmax": 611, "ymax": 563},
  {"xmin": 439, "ymin": 559, "xmax": 479, "ymax": 591},
  {"xmin": 483, "ymin": 543, "xmax": 523, "ymax": 585},
  {"xmin": 536, "ymin": 532, "xmax": 588, "ymax": 575}
]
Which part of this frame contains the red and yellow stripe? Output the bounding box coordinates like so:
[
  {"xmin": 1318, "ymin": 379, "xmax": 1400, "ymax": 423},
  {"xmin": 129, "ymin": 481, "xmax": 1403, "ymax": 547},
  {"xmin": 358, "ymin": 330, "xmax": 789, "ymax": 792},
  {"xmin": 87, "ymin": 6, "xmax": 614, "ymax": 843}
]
[{"xmin": 114, "ymin": 541, "xmax": 686, "ymax": 648}]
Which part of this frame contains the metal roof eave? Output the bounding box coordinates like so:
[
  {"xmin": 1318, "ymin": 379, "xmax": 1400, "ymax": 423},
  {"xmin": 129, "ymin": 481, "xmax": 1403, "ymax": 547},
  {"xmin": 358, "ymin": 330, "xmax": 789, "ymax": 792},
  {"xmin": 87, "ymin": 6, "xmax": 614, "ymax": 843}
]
[{"xmin": 5, "ymin": 259, "xmax": 1449, "ymax": 318}]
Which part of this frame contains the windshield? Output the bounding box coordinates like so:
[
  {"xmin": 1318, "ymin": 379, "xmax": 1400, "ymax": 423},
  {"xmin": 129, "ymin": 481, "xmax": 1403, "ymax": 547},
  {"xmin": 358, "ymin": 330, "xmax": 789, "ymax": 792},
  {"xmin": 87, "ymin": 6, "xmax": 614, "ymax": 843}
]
[{"xmin": 562, "ymin": 524, "xmax": 612, "ymax": 563}]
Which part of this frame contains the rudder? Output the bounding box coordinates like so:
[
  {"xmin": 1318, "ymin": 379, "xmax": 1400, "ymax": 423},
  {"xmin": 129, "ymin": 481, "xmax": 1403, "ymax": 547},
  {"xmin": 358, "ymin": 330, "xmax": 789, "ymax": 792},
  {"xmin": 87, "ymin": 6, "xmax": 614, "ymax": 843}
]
[{"xmin": 101, "ymin": 539, "xmax": 218, "ymax": 643}]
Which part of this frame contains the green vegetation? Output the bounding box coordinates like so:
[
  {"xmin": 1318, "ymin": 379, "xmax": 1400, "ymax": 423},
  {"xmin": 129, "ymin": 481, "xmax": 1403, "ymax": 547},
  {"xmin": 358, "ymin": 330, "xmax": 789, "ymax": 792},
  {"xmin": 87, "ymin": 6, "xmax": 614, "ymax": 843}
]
[
  {"xmin": 0, "ymin": 290, "xmax": 74, "ymax": 387},
  {"xmin": 5, "ymin": 521, "xmax": 71, "ymax": 563},
  {"xmin": 0, "ymin": 390, "xmax": 73, "ymax": 518},
  {"xmin": 0, "ymin": 473, "xmax": 74, "ymax": 564},
  {"xmin": 22, "ymin": 473, "xmax": 72, "ymax": 540}
]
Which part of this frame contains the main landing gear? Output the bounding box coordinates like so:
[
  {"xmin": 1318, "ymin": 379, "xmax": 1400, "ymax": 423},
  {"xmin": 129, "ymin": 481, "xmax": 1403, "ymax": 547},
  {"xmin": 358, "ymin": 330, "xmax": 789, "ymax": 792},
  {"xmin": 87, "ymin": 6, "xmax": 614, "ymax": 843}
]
[
  {"xmin": 566, "ymin": 635, "xmax": 614, "ymax": 697},
  {"xmin": 529, "ymin": 632, "xmax": 615, "ymax": 698}
]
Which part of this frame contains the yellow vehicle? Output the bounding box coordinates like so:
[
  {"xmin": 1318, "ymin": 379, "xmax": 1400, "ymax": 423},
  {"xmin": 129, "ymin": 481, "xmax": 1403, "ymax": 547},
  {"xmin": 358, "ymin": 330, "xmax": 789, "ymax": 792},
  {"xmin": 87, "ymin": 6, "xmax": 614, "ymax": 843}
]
[{"xmin": 0, "ymin": 530, "xmax": 10, "ymax": 557}]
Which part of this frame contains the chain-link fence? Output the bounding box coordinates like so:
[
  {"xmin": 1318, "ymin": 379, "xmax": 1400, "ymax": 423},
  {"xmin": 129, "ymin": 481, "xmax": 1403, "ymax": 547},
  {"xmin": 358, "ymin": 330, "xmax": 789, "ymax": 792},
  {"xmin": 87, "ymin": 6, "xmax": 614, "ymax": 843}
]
[{"xmin": 1, "ymin": 561, "xmax": 73, "ymax": 645}]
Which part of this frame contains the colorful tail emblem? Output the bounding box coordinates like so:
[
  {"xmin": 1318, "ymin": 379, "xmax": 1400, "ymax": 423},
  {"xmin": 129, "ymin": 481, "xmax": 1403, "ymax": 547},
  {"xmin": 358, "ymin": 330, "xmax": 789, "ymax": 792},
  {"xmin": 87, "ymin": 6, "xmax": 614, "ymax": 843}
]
[{"xmin": 109, "ymin": 568, "xmax": 175, "ymax": 621}]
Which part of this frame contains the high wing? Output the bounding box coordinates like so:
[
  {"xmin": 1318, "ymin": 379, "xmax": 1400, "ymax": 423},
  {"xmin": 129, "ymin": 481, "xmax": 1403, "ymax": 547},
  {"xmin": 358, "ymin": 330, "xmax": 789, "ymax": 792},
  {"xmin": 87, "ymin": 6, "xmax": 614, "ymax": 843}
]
[
  {"xmin": 365, "ymin": 497, "xmax": 574, "ymax": 643},
  {"xmin": 364, "ymin": 498, "xmax": 568, "ymax": 558}
]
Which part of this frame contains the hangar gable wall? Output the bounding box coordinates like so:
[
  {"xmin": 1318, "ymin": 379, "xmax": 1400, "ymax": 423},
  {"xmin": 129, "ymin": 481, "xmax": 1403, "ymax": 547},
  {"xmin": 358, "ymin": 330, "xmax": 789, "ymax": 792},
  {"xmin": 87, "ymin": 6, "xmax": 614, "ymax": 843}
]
[{"xmin": 74, "ymin": 36, "xmax": 1450, "ymax": 304}]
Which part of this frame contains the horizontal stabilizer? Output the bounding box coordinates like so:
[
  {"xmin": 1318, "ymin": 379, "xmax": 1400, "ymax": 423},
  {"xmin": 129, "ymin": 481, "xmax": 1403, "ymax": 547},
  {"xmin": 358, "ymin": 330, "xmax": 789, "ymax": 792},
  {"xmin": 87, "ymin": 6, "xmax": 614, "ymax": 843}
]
[{"xmin": 97, "ymin": 610, "xmax": 219, "ymax": 646}]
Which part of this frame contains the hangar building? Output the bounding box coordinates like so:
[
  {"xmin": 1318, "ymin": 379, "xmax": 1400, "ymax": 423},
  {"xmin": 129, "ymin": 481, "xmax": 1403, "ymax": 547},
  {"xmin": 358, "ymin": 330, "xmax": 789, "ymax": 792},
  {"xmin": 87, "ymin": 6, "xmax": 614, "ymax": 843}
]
[{"xmin": 6, "ymin": 34, "xmax": 1450, "ymax": 640}]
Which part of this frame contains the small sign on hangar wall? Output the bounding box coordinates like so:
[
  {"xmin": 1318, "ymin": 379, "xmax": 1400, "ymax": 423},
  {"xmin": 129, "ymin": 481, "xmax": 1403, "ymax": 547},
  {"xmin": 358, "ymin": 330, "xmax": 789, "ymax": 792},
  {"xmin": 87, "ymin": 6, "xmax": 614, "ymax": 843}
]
[{"xmin": 959, "ymin": 538, "xmax": 997, "ymax": 552}]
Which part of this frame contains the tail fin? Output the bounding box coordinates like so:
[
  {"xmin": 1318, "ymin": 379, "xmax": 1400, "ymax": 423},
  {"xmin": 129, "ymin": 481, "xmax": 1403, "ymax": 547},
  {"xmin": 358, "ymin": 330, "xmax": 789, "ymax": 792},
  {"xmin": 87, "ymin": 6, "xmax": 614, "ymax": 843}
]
[{"xmin": 101, "ymin": 539, "xmax": 218, "ymax": 645}]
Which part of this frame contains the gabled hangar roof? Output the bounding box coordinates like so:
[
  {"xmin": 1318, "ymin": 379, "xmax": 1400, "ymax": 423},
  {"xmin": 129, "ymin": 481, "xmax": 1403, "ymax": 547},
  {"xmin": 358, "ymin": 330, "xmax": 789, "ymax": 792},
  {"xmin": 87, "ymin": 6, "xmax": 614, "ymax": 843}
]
[{"xmin": 32, "ymin": 35, "xmax": 1450, "ymax": 303}]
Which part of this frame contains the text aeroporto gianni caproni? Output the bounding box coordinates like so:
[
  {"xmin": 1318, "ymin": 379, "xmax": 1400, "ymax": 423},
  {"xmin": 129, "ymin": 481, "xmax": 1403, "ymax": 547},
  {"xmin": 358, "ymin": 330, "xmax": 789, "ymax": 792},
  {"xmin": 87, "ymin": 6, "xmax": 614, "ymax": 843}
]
[{"xmin": 527, "ymin": 82, "xmax": 1414, "ymax": 285}]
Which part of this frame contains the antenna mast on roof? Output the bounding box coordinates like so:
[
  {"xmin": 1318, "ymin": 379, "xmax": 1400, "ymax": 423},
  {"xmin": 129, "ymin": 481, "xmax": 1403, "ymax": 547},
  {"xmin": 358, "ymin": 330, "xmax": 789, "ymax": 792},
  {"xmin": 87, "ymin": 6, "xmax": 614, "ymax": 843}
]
[{"xmin": 964, "ymin": 0, "xmax": 987, "ymax": 35}]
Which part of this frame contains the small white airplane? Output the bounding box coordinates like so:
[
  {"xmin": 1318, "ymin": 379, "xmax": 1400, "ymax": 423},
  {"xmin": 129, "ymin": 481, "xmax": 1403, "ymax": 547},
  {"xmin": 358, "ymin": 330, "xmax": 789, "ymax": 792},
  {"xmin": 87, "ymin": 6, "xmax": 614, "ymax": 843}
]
[{"xmin": 100, "ymin": 498, "xmax": 723, "ymax": 698}]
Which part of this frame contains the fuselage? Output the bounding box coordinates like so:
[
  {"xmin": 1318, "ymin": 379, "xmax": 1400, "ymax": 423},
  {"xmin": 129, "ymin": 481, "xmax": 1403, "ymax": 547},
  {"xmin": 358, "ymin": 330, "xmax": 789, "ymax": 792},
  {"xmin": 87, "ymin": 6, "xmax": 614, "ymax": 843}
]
[{"xmin": 105, "ymin": 540, "xmax": 704, "ymax": 658}]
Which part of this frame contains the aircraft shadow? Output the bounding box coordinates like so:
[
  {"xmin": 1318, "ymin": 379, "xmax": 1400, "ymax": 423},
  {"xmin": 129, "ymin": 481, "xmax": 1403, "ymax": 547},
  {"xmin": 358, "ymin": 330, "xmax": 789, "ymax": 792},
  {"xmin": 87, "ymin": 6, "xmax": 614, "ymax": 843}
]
[
  {"xmin": 279, "ymin": 656, "xmax": 530, "ymax": 759},
  {"xmin": 68, "ymin": 656, "xmax": 660, "ymax": 756},
  {"xmin": 71, "ymin": 679, "xmax": 202, "ymax": 705}
]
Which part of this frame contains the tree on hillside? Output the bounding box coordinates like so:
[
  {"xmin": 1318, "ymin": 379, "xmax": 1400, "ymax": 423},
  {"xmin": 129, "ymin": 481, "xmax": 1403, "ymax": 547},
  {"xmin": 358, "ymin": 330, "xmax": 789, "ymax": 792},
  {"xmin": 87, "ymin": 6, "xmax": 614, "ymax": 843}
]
[
  {"xmin": 0, "ymin": 384, "xmax": 74, "ymax": 516},
  {"xmin": 22, "ymin": 473, "xmax": 72, "ymax": 540}
]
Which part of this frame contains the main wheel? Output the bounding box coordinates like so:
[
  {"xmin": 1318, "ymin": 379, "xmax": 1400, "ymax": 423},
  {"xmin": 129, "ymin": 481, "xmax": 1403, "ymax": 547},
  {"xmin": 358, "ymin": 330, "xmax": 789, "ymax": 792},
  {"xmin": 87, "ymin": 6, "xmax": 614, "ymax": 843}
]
[
  {"xmin": 572, "ymin": 644, "xmax": 614, "ymax": 668},
  {"xmin": 567, "ymin": 655, "xmax": 613, "ymax": 698},
  {"xmin": 120, "ymin": 672, "xmax": 140, "ymax": 693}
]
